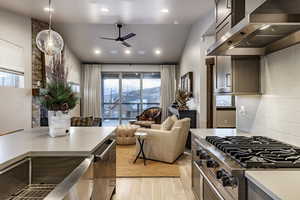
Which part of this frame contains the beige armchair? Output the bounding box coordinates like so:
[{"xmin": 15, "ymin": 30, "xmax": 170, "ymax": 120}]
[{"xmin": 136, "ymin": 118, "xmax": 191, "ymax": 163}]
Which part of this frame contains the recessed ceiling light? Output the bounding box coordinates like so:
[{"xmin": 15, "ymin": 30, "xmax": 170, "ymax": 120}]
[
  {"xmin": 155, "ymin": 49, "xmax": 162, "ymax": 55},
  {"xmin": 160, "ymin": 8, "xmax": 169, "ymax": 13},
  {"xmin": 94, "ymin": 49, "xmax": 101, "ymax": 55},
  {"xmin": 44, "ymin": 7, "xmax": 54, "ymax": 12},
  {"xmin": 125, "ymin": 49, "xmax": 131, "ymax": 54},
  {"xmin": 138, "ymin": 50, "xmax": 146, "ymax": 55},
  {"xmin": 101, "ymin": 7, "xmax": 110, "ymax": 12}
]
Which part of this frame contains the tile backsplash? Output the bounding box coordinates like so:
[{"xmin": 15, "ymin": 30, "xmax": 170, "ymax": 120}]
[{"xmin": 236, "ymin": 43, "xmax": 300, "ymax": 146}]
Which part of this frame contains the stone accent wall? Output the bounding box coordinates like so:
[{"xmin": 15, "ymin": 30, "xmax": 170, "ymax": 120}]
[{"xmin": 31, "ymin": 19, "xmax": 48, "ymax": 127}]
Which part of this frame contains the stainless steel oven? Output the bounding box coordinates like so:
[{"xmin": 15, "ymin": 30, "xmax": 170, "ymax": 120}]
[
  {"xmin": 192, "ymin": 161, "xmax": 203, "ymax": 200},
  {"xmin": 193, "ymin": 160, "xmax": 226, "ymax": 200},
  {"xmin": 192, "ymin": 135, "xmax": 244, "ymax": 200}
]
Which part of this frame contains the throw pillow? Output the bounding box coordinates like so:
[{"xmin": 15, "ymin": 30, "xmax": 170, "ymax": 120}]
[
  {"xmin": 161, "ymin": 117, "xmax": 175, "ymax": 130},
  {"xmin": 171, "ymin": 115, "xmax": 178, "ymax": 123}
]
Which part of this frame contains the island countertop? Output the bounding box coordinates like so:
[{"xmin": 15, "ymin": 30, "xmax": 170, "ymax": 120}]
[{"xmin": 0, "ymin": 127, "xmax": 116, "ymax": 170}]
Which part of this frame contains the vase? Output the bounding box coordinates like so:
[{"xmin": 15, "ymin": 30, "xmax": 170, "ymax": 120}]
[{"xmin": 48, "ymin": 111, "xmax": 71, "ymax": 137}]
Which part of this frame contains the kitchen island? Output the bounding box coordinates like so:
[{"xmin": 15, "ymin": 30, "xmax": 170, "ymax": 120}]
[
  {"xmin": 191, "ymin": 128, "xmax": 300, "ymax": 200},
  {"xmin": 0, "ymin": 126, "xmax": 116, "ymax": 200},
  {"xmin": 0, "ymin": 127, "xmax": 115, "ymax": 170}
]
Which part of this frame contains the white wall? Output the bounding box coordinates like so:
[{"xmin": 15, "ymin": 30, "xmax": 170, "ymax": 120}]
[
  {"xmin": 236, "ymin": 43, "xmax": 300, "ymax": 146},
  {"xmin": 179, "ymin": 12, "xmax": 215, "ymax": 128},
  {"xmin": 0, "ymin": 9, "xmax": 32, "ymax": 132},
  {"xmin": 65, "ymin": 45, "xmax": 81, "ymax": 84},
  {"xmin": 0, "ymin": 9, "xmax": 82, "ymax": 130},
  {"xmin": 64, "ymin": 45, "xmax": 81, "ymax": 117}
]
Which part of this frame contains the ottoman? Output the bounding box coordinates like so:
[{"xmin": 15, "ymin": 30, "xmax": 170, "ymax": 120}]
[{"xmin": 116, "ymin": 125, "xmax": 140, "ymax": 145}]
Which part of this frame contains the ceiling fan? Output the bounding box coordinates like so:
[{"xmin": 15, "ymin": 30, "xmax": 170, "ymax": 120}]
[{"xmin": 100, "ymin": 24, "xmax": 136, "ymax": 48}]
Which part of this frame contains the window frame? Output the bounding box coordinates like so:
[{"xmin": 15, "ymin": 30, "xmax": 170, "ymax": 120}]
[
  {"xmin": 215, "ymin": 95, "xmax": 236, "ymax": 108},
  {"xmin": 0, "ymin": 67, "xmax": 24, "ymax": 88},
  {"xmin": 101, "ymin": 72, "xmax": 161, "ymax": 125}
]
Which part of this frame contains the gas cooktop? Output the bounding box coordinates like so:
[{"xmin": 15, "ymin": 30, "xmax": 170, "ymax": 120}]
[{"xmin": 205, "ymin": 136, "xmax": 300, "ymax": 168}]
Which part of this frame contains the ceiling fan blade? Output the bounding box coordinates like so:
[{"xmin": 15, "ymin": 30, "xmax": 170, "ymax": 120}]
[
  {"xmin": 121, "ymin": 33, "xmax": 136, "ymax": 41},
  {"xmin": 122, "ymin": 42, "xmax": 131, "ymax": 47},
  {"xmin": 100, "ymin": 37, "xmax": 116, "ymax": 41}
]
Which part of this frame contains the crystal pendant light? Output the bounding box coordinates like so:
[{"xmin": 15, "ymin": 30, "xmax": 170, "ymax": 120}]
[{"xmin": 36, "ymin": 0, "xmax": 64, "ymax": 56}]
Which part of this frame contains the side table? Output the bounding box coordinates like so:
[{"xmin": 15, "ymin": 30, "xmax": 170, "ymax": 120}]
[{"xmin": 133, "ymin": 132, "xmax": 148, "ymax": 165}]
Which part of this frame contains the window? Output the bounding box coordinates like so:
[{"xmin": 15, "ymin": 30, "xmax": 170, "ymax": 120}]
[
  {"xmin": 69, "ymin": 82, "xmax": 80, "ymax": 93},
  {"xmin": 0, "ymin": 69, "xmax": 24, "ymax": 88},
  {"xmin": 102, "ymin": 72, "xmax": 161, "ymax": 126},
  {"xmin": 216, "ymin": 95, "xmax": 235, "ymax": 107}
]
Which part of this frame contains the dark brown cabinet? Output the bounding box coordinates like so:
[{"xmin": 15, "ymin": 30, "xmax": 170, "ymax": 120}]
[
  {"xmin": 215, "ymin": 0, "xmax": 245, "ymax": 40},
  {"xmin": 215, "ymin": 56, "xmax": 261, "ymax": 95},
  {"xmin": 216, "ymin": 0, "xmax": 232, "ymax": 28}
]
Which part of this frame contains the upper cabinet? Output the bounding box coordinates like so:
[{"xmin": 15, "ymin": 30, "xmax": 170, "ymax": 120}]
[
  {"xmin": 215, "ymin": 0, "xmax": 245, "ymax": 40},
  {"xmin": 214, "ymin": 0, "xmax": 260, "ymax": 95},
  {"xmin": 216, "ymin": 0, "xmax": 232, "ymax": 28},
  {"xmin": 215, "ymin": 56, "xmax": 261, "ymax": 95}
]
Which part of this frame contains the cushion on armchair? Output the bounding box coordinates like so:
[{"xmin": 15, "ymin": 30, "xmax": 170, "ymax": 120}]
[{"xmin": 161, "ymin": 117, "xmax": 174, "ymax": 130}]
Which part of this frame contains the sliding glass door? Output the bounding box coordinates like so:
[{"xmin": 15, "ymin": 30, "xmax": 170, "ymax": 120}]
[
  {"xmin": 102, "ymin": 72, "xmax": 161, "ymax": 126},
  {"xmin": 102, "ymin": 74, "xmax": 120, "ymax": 126}
]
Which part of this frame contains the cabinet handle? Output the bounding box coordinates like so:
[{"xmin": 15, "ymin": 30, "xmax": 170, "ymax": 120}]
[
  {"xmin": 95, "ymin": 140, "xmax": 116, "ymax": 160},
  {"xmin": 194, "ymin": 161, "xmax": 225, "ymax": 200}
]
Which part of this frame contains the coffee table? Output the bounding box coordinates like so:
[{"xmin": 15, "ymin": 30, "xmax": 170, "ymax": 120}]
[{"xmin": 133, "ymin": 132, "xmax": 148, "ymax": 165}]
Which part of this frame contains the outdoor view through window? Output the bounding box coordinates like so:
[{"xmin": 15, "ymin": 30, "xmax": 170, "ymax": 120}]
[{"xmin": 102, "ymin": 72, "xmax": 161, "ymax": 126}]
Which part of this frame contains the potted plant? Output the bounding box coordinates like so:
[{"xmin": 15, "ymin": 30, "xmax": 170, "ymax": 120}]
[{"xmin": 40, "ymin": 58, "xmax": 78, "ymax": 137}]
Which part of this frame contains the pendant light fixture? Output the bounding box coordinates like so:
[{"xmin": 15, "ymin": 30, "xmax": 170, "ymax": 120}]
[{"xmin": 36, "ymin": 0, "xmax": 64, "ymax": 57}]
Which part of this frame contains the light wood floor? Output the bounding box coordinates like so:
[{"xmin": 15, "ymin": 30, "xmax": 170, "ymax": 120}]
[
  {"xmin": 112, "ymin": 153, "xmax": 196, "ymax": 200},
  {"xmin": 117, "ymin": 145, "xmax": 180, "ymax": 177}
]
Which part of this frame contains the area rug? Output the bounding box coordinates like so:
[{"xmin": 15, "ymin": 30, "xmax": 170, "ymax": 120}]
[{"xmin": 116, "ymin": 145, "xmax": 180, "ymax": 178}]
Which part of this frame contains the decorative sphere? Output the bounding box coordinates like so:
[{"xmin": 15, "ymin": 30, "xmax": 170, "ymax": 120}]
[{"xmin": 36, "ymin": 30, "xmax": 64, "ymax": 55}]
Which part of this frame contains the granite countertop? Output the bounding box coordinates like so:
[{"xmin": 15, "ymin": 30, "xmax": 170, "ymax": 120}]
[
  {"xmin": 191, "ymin": 128, "xmax": 300, "ymax": 200},
  {"xmin": 0, "ymin": 127, "xmax": 115, "ymax": 170}
]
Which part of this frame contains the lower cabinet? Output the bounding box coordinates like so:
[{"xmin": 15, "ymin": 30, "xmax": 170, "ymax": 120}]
[
  {"xmin": 247, "ymin": 180, "xmax": 273, "ymax": 200},
  {"xmin": 216, "ymin": 108, "xmax": 236, "ymax": 128}
]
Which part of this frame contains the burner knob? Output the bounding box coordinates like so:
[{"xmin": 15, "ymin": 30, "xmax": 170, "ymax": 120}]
[
  {"xmin": 216, "ymin": 170, "xmax": 225, "ymax": 179},
  {"xmin": 221, "ymin": 175, "xmax": 237, "ymax": 187},
  {"xmin": 196, "ymin": 149, "xmax": 203, "ymax": 156},
  {"xmin": 199, "ymin": 152, "xmax": 209, "ymax": 160},
  {"xmin": 206, "ymin": 159, "xmax": 219, "ymax": 168}
]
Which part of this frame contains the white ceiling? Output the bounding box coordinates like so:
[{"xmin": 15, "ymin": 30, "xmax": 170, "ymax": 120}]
[{"xmin": 0, "ymin": 0, "xmax": 214, "ymax": 63}]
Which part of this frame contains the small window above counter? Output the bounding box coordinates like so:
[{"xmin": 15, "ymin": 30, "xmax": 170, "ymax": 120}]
[{"xmin": 216, "ymin": 95, "xmax": 235, "ymax": 109}]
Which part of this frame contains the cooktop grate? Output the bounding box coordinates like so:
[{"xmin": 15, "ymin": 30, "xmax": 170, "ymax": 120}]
[
  {"xmin": 8, "ymin": 184, "xmax": 56, "ymax": 200},
  {"xmin": 206, "ymin": 136, "xmax": 300, "ymax": 168}
]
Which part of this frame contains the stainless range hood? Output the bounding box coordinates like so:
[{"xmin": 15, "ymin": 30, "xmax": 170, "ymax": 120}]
[{"xmin": 207, "ymin": 0, "xmax": 300, "ymax": 56}]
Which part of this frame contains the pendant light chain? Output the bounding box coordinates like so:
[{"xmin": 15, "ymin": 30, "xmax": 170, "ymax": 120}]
[{"xmin": 49, "ymin": 0, "xmax": 52, "ymax": 31}]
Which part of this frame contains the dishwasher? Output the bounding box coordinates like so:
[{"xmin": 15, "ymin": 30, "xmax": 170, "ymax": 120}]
[
  {"xmin": 0, "ymin": 138, "xmax": 116, "ymax": 200},
  {"xmin": 92, "ymin": 138, "xmax": 116, "ymax": 200}
]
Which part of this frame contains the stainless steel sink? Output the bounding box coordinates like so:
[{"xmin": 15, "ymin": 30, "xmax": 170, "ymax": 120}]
[{"xmin": 0, "ymin": 156, "xmax": 94, "ymax": 200}]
